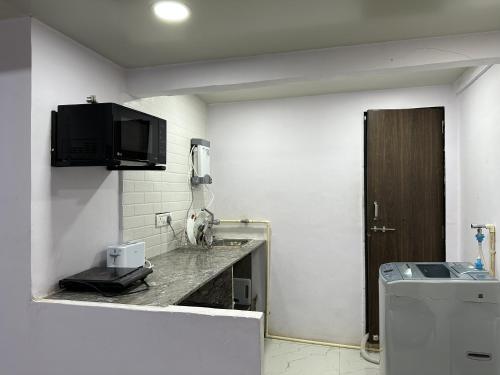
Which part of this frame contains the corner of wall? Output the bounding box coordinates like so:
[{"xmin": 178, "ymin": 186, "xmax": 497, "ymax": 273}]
[{"xmin": 30, "ymin": 19, "xmax": 128, "ymax": 297}]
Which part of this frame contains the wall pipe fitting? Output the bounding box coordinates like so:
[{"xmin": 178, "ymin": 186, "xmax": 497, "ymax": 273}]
[
  {"xmin": 218, "ymin": 219, "xmax": 364, "ymax": 351},
  {"xmin": 218, "ymin": 219, "xmax": 272, "ymax": 336},
  {"xmin": 486, "ymin": 224, "xmax": 496, "ymax": 277},
  {"xmin": 471, "ymin": 224, "xmax": 496, "ymax": 277},
  {"xmin": 267, "ymin": 334, "xmax": 361, "ymax": 350}
]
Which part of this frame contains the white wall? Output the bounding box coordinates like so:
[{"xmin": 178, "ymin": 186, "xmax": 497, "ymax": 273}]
[
  {"xmin": 30, "ymin": 19, "xmax": 131, "ymax": 297},
  {"xmin": 121, "ymin": 95, "xmax": 208, "ymax": 257},
  {"xmin": 30, "ymin": 301, "xmax": 263, "ymax": 375},
  {"xmin": 458, "ymin": 65, "xmax": 500, "ymax": 276},
  {"xmin": 0, "ymin": 16, "xmax": 32, "ymax": 373},
  {"xmin": 208, "ymin": 86, "xmax": 460, "ymax": 344}
]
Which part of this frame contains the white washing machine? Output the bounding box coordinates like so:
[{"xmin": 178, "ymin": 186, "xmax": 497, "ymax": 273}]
[{"xmin": 379, "ymin": 262, "xmax": 500, "ymax": 375}]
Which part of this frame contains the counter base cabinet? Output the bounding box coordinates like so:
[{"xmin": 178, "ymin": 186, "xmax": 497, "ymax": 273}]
[
  {"xmin": 178, "ymin": 268, "xmax": 233, "ymax": 309},
  {"xmin": 233, "ymin": 246, "xmax": 267, "ymax": 313},
  {"xmin": 233, "ymin": 254, "xmax": 253, "ymax": 311},
  {"xmin": 178, "ymin": 243, "xmax": 267, "ymax": 312}
]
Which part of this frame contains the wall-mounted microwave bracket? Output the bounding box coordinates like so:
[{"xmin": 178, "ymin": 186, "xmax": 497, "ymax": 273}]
[
  {"xmin": 108, "ymin": 165, "xmax": 166, "ymax": 171},
  {"xmin": 86, "ymin": 95, "xmax": 98, "ymax": 104},
  {"xmin": 51, "ymin": 110, "xmax": 60, "ymax": 167}
]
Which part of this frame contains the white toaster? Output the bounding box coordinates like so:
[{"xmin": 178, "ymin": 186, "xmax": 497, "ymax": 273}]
[{"xmin": 106, "ymin": 241, "xmax": 145, "ymax": 268}]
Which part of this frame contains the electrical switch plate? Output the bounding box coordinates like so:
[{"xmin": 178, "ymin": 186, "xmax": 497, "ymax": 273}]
[{"xmin": 156, "ymin": 212, "xmax": 171, "ymax": 227}]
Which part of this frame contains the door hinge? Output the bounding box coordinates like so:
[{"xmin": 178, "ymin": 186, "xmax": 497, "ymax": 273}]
[{"xmin": 442, "ymin": 120, "xmax": 445, "ymax": 134}]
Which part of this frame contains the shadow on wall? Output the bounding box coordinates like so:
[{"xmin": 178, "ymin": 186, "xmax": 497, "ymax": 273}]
[{"xmin": 50, "ymin": 167, "xmax": 117, "ymax": 268}]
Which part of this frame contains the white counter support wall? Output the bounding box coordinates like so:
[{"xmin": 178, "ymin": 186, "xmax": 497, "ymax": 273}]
[
  {"xmin": 31, "ymin": 301, "xmax": 264, "ymax": 375},
  {"xmin": 0, "ymin": 16, "xmax": 32, "ymax": 373}
]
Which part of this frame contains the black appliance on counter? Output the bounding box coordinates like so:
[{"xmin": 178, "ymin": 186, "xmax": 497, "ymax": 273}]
[
  {"xmin": 59, "ymin": 266, "xmax": 153, "ymax": 294},
  {"xmin": 51, "ymin": 103, "xmax": 166, "ymax": 170}
]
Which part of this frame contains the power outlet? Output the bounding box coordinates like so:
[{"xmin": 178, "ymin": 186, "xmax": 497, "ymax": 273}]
[{"xmin": 156, "ymin": 212, "xmax": 171, "ymax": 227}]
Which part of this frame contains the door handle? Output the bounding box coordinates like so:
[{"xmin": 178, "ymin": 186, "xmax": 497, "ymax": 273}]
[
  {"xmin": 373, "ymin": 201, "xmax": 379, "ymax": 221},
  {"xmin": 370, "ymin": 226, "xmax": 396, "ymax": 233}
]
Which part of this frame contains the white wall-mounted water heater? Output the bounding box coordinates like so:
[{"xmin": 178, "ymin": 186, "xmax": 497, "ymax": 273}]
[{"xmin": 191, "ymin": 138, "xmax": 212, "ymax": 185}]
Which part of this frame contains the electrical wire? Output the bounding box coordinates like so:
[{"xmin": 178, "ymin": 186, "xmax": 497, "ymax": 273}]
[
  {"xmin": 203, "ymin": 183, "xmax": 215, "ymax": 209},
  {"xmin": 183, "ymin": 143, "xmax": 216, "ymax": 243},
  {"xmin": 188, "ymin": 145, "xmax": 199, "ymax": 214},
  {"xmin": 168, "ymin": 221, "xmax": 177, "ymax": 239},
  {"xmin": 181, "ymin": 145, "xmax": 197, "ymax": 246},
  {"xmin": 360, "ymin": 333, "xmax": 380, "ymax": 364}
]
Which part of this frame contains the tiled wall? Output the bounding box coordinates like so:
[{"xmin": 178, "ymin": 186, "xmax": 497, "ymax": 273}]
[{"xmin": 121, "ymin": 95, "xmax": 208, "ymax": 258}]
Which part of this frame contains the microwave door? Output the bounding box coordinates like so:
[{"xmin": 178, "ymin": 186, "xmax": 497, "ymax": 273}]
[{"xmin": 116, "ymin": 116, "xmax": 153, "ymax": 164}]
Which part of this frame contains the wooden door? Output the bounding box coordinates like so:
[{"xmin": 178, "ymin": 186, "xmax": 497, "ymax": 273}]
[{"xmin": 365, "ymin": 107, "xmax": 445, "ymax": 342}]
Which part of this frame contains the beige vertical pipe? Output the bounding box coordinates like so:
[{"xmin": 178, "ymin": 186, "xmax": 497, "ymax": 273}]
[
  {"xmin": 218, "ymin": 219, "xmax": 364, "ymax": 350},
  {"xmin": 486, "ymin": 224, "xmax": 496, "ymax": 277},
  {"xmin": 218, "ymin": 219, "xmax": 272, "ymax": 336}
]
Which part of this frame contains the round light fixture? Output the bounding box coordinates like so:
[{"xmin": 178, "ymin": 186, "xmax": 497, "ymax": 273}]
[{"xmin": 153, "ymin": 1, "xmax": 190, "ymax": 23}]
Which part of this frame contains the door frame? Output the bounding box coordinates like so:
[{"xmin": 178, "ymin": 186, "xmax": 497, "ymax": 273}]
[{"xmin": 363, "ymin": 107, "xmax": 447, "ymax": 338}]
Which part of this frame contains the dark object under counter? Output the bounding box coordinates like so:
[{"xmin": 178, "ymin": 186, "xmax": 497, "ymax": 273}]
[{"xmin": 47, "ymin": 240, "xmax": 265, "ymax": 307}]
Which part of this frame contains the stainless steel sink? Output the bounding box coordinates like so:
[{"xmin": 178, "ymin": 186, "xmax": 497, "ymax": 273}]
[{"xmin": 212, "ymin": 239, "xmax": 250, "ymax": 247}]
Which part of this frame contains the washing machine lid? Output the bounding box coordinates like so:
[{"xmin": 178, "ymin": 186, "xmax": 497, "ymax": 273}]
[
  {"xmin": 416, "ymin": 263, "xmax": 452, "ymax": 278},
  {"xmin": 380, "ymin": 262, "xmax": 495, "ymax": 282}
]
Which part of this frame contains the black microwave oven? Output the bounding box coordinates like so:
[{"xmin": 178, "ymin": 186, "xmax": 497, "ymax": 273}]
[{"xmin": 51, "ymin": 103, "xmax": 166, "ymax": 169}]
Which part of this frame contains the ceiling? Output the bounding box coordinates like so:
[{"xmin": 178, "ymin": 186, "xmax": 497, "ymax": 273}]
[
  {"xmin": 197, "ymin": 67, "xmax": 467, "ymax": 104},
  {"xmin": 0, "ymin": 0, "xmax": 21, "ymax": 19},
  {"xmin": 3, "ymin": 0, "xmax": 500, "ymax": 68}
]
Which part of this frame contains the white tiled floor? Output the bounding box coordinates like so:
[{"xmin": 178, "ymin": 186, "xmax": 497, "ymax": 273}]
[{"xmin": 264, "ymin": 338, "xmax": 379, "ymax": 375}]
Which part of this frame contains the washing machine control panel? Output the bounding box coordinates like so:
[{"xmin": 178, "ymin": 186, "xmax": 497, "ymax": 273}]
[
  {"xmin": 450, "ymin": 262, "xmax": 496, "ymax": 280},
  {"xmin": 379, "ymin": 263, "xmax": 403, "ymax": 282}
]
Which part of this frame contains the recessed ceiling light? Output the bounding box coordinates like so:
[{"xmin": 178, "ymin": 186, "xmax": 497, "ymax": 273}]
[{"xmin": 153, "ymin": 1, "xmax": 190, "ymax": 23}]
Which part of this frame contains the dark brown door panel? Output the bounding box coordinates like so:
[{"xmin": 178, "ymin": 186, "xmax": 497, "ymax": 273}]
[{"xmin": 365, "ymin": 107, "xmax": 445, "ymax": 341}]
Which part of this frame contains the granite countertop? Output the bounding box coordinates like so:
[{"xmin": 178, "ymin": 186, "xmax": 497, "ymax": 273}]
[{"xmin": 47, "ymin": 239, "xmax": 265, "ymax": 307}]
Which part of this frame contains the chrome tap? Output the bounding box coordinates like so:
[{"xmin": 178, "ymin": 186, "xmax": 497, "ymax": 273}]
[
  {"xmin": 202, "ymin": 208, "xmax": 220, "ymax": 227},
  {"xmin": 199, "ymin": 208, "xmax": 220, "ymax": 247}
]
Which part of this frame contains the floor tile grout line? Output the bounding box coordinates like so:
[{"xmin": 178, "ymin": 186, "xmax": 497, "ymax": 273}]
[
  {"xmin": 338, "ymin": 347, "xmax": 341, "ymax": 375},
  {"xmin": 264, "ymin": 338, "xmax": 381, "ymax": 375}
]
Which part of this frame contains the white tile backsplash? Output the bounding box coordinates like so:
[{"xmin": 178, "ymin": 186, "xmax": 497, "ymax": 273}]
[
  {"xmin": 134, "ymin": 181, "xmax": 154, "ymax": 192},
  {"xmin": 120, "ymin": 95, "xmax": 208, "ymax": 257},
  {"xmin": 122, "ymin": 192, "xmax": 145, "ymax": 205},
  {"xmin": 144, "ymin": 192, "xmax": 162, "ymax": 203}
]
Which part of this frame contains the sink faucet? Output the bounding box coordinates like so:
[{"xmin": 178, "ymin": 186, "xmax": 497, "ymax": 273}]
[
  {"xmin": 202, "ymin": 208, "xmax": 220, "ymax": 226},
  {"xmin": 200, "ymin": 208, "xmax": 220, "ymax": 247}
]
